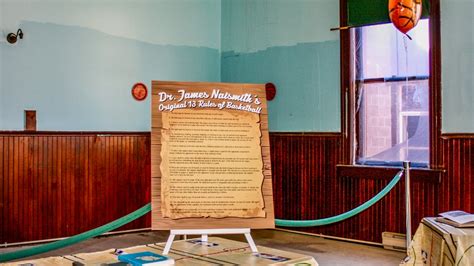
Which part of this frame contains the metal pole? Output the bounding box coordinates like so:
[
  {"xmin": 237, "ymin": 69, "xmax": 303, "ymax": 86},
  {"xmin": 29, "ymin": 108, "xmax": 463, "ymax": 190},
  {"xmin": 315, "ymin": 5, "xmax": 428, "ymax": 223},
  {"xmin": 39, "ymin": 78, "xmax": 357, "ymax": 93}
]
[{"xmin": 404, "ymin": 161, "xmax": 412, "ymax": 253}]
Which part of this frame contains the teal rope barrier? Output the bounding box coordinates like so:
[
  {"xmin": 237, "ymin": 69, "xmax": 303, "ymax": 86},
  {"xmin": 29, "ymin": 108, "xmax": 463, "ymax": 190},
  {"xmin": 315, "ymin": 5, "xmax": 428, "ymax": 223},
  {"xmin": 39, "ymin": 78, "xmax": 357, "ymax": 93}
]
[
  {"xmin": 0, "ymin": 170, "xmax": 403, "ymax": 262},
  {"xmin": 275, "ymin": 170, "xmax": 403, "ymax": 227},
  {"xmin": 0, "ymin": 203, "xmax": 152, "ymax": 263}
]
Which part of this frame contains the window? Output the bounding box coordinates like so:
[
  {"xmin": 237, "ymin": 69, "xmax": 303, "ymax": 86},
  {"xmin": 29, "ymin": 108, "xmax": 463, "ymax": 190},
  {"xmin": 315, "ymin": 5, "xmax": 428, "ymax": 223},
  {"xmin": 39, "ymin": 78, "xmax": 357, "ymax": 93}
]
[
  {"xmin": 340, "ymin": 0, "xmax": 441, "ymax": 170},
  {"xmin": 353, "ymin": 20, "xmax": 430, "ymax": 167}
]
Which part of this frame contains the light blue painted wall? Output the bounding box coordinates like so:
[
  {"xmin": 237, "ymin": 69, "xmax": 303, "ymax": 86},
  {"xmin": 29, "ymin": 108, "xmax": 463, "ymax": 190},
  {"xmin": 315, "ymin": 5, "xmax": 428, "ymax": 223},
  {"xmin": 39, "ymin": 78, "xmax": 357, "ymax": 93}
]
[
  {"xmin": 0, "ymin": 0, "xmax": 221, "ymax": 131},
  {"xmin": 1, "ymin": 0, "xmax": 471, "ymax": 133},
  {"xmin": 441, "ymin": 0, "xmax": 474, "ymax": 133},
  {"xmin": 221, "ymin": 0, "xmax": 340, "ymax": 132}
]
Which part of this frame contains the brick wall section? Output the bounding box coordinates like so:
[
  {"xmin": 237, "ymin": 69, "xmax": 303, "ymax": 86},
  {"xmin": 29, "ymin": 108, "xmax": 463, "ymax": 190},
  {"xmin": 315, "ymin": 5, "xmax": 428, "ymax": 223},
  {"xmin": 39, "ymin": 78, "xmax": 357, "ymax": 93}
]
[{"xmin": 361, "ymin": 83, "xmax": 393, "ymax": 157}]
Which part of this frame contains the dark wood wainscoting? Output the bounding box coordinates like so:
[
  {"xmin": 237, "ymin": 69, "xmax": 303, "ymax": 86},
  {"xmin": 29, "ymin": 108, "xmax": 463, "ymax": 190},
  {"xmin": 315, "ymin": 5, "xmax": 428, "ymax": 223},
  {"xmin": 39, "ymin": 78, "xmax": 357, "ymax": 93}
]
[
  {"xmin": 270, "ymin": 133, "xmax": 341, "ymax": 226},
  {"xmin": 439, "ymin": 135, "xmax": 473, "ymax": 213},
  {"xmin": 270, "ymin": 133, "xmax": 473, "ymax": 243},
  {"xmin": 1, "ymin": 132, "xmax": 472, "ymax": 244},
  {"xmin": 0, "ymin": 132, "xmax": 151, "ymax": 244}
]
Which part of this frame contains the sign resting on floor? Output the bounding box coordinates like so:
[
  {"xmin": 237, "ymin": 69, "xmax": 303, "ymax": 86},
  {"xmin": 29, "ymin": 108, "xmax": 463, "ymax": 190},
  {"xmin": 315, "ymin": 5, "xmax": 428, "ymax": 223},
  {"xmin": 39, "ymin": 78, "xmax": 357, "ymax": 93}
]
[{"xmin": 151, "ymin": 81, "xmax": 274, "ymax": 229}]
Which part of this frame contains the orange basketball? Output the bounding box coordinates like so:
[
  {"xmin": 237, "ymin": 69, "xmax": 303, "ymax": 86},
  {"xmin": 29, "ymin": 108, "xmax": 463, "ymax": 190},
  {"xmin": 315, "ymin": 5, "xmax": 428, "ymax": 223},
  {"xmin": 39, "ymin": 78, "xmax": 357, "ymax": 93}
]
[{"xmin": 389, "ymin": 0, "xmax": 422, "ymax": 34}]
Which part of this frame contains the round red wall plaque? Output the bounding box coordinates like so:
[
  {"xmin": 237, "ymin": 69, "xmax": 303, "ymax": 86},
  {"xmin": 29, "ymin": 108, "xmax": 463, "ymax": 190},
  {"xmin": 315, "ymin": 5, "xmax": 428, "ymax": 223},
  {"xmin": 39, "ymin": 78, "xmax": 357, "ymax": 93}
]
[
  {"xmin": 131, "ymin": 83, "xmax": 148, "ymax": 101},
  {"xmin": 265, "ymin": 82, "xmax": 277, "ymax": 101}
]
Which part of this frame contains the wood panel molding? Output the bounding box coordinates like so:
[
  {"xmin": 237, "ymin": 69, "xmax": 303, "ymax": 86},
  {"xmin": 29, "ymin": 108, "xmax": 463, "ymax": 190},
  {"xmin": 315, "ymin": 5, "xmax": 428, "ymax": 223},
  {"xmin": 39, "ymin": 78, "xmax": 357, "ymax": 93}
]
[
  {"xmin": 0, "ymin": 131, "xmax": 150, "ymax": 136},
  {"xmin": 336, "ymin": 164, "xmax": 443, "ymax": 183},
  {"xmin": 441, "ymin": 133, "xmax": 474, "ymax": 139},
  {"xmin": 270, "ymin": 132, "xmax": 342, "ymax": 137}
]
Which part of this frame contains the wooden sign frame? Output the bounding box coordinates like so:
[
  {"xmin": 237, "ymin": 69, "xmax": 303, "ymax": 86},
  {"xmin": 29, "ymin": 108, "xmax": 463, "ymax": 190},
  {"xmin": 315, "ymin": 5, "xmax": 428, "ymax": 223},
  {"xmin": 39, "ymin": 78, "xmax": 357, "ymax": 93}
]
[{"xmin": 151, "ymin": 81, "xmax": 274, "ymax": 230}]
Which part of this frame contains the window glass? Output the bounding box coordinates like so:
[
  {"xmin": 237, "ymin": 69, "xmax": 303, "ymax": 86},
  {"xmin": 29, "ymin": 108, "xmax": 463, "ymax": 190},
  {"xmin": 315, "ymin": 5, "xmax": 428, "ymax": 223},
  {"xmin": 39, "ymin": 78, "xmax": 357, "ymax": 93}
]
[
  {"xmin": 355, "ymin": 20, "xmax": 430, "ymax": 166},
  {"xmin": 360, "ymin": 20, "xmax": 429, "ymax": 79}
]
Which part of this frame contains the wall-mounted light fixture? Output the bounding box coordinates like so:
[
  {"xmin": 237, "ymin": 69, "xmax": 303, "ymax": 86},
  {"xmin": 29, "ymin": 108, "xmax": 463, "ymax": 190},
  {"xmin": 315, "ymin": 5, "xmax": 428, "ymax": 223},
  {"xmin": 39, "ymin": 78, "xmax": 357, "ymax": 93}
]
[{"xmin": 7, "ymin": 29, "xmax": 24, "ymax": 44}]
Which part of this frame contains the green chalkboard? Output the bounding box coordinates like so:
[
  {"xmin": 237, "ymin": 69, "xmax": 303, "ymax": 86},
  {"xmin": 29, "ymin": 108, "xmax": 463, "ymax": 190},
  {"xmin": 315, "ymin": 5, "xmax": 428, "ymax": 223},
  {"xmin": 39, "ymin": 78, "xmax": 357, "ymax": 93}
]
[{"xmin": 347, "ymin": 0, "xmax": 430, "ymax": 27}]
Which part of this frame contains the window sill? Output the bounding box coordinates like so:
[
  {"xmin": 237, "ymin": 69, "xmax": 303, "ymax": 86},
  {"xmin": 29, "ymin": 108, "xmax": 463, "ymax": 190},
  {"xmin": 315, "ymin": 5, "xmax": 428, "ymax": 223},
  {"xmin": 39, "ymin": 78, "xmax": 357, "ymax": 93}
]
[{"xmin": 336, "ymin": 164, "xmax": 444, "ymax": 183}]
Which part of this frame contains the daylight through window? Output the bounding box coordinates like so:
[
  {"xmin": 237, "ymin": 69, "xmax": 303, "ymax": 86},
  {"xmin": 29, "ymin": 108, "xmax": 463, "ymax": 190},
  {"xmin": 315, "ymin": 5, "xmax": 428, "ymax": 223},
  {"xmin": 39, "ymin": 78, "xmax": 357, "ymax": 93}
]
[{"xmin": 354, "ymin": 20, "xmax": 430, "ymax": 167}]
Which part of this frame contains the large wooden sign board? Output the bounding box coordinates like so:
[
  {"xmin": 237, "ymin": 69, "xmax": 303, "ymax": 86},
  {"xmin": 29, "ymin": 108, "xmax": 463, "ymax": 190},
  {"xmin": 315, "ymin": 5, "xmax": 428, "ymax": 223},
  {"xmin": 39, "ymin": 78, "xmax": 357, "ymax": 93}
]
[{"xmin": 151, "ymin": 81, "xmax": 274, "ymax": 230}]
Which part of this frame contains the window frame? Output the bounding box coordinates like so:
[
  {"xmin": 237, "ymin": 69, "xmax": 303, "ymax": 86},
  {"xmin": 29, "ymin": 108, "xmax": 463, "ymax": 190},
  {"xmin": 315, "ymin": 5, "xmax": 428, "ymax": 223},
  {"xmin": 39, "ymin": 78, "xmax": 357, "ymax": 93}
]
[{"xmin": 339, "ymin": 0, "xmax": 442, "ymax": 170}]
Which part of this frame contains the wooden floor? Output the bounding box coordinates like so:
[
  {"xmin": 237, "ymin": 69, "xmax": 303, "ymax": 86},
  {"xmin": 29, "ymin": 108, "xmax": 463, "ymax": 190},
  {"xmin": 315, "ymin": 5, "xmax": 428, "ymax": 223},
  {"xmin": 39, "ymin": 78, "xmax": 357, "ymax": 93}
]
[{"xmin": 1, "ymin": 229, "xmax": 406, "ymax": 265}]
